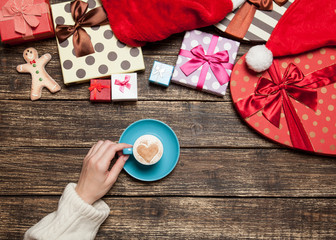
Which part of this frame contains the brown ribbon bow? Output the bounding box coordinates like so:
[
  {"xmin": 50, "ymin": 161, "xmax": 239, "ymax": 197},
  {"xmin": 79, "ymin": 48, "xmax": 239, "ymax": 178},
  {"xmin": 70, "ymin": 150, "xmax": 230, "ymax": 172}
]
[
  {"xmin": 225, "ymin": 0, "xmax": 287, "ymax": 39},
  {"xmin": 55, "ymin": 0, "xmax": 109, "ymax": 57}
]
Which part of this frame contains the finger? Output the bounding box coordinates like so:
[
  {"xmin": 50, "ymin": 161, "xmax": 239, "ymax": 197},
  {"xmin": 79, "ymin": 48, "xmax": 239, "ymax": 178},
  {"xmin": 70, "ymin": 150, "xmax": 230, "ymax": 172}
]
[
  {"xmin": 107, "ymin": 155, "xmax": 129, "ymax": 184},
  {"xmin": 85, "ymin": 143, "xmax": 96, "ymax": 159},
  {"xmin": 91, "ymin": 140, "xmax": 105, "ymax": 156},
  {"xmin": 91, "ymin": 140, "xmax": 117, "ymax": 163},
  {"xmin": 116, "ymin": 146, "xmax": 132, "ymax": 157},
  {"xmin": 90, "ymin": 140, "xmax": 104, "ymax": 156},
  {"xmin": 98, "ymin": 143, "xmax": 132, "ymax": 170},
  {"xmin": 111, "ymin": 143, "xmax": 133, "ymax": 152},
  {"xmin": 101, "ymin": 143, "xmax": 132, "ymax": 162}
]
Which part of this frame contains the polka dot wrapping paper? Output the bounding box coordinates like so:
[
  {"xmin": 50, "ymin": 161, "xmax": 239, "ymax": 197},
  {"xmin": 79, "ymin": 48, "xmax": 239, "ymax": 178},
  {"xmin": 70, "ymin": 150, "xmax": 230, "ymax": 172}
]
[
  {"xmin": 50, "ymin": 0, "xmax": 145, "ymax": 85},
  {"xmin": 172, "ymin": 30, "xmax": 240, "ymax": 96},
  {"xmin": 231, "ymin": 48, "xmax": 336, "ymax": 156}
]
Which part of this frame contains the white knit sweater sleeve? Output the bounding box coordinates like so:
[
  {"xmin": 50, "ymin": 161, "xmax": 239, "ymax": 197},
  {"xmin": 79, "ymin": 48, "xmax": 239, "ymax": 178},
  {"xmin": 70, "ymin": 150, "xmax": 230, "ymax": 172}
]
[{"xmin": 24, "ymin": 183, "xmax": 110, "ymax": 240}]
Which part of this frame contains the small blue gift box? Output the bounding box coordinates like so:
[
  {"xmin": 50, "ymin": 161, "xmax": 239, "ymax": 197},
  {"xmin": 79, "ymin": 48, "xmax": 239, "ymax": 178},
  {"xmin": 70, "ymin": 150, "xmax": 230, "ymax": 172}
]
[{"xmin": 149, "ymin": 61, "xmax": 174, "ymax": 87}]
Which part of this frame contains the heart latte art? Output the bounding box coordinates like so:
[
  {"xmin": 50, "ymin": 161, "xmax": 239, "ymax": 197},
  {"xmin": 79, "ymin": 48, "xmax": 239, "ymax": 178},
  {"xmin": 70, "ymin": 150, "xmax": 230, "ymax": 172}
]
[
  {"xmin": 137, "ymin": 144, "xmax": 159, "ymax": 163},
  {"xmin": 133, "ymin": 135, "xmax": 163, "ymax": 165}
]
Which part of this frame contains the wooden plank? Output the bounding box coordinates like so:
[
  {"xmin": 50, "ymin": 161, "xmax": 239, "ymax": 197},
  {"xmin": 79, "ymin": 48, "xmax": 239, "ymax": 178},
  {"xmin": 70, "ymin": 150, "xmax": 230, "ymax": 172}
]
[
  {"xmin": 0, "ymin": 54, "xmax": 234, "ymax": 101},
  {"xmin": 0, "ymin": 100, "xmax": 273, "ymax": 148},
  {"xmin": 0, "ymin": 27, "xmax": 251, "ymax": 101},
  {"xmin": 1, "ymin": 196, "xmax": 336, "ymax": 239},
  {"xmin": 1, "ymin": 148, "xmax": 335, "ymax": 196}
]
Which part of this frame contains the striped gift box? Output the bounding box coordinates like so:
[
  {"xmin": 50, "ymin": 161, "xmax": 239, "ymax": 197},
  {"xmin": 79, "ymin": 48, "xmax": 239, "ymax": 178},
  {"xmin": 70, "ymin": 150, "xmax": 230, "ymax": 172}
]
[{"xmin": 215, "ymin": 0, "xmax": 293, "ymax": 42}]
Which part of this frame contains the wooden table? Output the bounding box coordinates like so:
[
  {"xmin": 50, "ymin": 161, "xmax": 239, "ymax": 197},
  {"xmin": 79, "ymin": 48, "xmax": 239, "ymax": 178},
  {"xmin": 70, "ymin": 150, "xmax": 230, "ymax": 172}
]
[{"xmin": 1, "ymin": 5, "xmax": 336, "ymax": 238}]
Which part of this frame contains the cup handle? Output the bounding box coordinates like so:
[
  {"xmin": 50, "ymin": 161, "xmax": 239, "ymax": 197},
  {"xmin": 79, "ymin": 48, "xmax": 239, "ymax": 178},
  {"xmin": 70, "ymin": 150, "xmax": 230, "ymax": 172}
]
[{"xmin": 123, "ymin": 147, "xmax": 133, "ymax": 155}]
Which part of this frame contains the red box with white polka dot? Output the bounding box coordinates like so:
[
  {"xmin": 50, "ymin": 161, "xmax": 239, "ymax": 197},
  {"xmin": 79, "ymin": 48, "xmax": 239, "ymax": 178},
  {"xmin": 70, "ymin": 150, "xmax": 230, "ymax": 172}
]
[{"xmin": 231, "ymin": 47, "xmax": 336, "ymax": 156}]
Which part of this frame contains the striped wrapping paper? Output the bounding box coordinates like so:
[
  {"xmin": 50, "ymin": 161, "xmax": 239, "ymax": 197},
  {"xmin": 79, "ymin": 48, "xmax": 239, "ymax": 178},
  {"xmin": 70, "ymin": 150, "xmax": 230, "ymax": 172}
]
[{"xmin": 215, "ymin": 0, "xmax": 293, "ymax": 42}]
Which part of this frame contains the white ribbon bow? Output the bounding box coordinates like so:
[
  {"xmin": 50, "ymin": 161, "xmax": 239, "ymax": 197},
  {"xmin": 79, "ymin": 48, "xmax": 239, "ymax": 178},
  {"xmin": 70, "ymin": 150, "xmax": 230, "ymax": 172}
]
[{"xmin": 153, "ymin": 65, "xmax": 165, "ymax": 79}]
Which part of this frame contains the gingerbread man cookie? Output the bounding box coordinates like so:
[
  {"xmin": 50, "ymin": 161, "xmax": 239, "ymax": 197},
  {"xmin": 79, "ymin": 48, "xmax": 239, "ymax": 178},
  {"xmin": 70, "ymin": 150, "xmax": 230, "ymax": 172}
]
[{"xmin": 17, "ymin": 48, "xmax": 61, "ymax": 101}]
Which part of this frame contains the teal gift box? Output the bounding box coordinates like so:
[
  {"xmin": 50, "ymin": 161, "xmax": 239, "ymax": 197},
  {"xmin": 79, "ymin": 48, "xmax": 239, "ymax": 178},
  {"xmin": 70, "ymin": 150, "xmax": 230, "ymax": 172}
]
[{"xmin": 149, "ymin": 61, "xmax": 174, "ymax": 87}]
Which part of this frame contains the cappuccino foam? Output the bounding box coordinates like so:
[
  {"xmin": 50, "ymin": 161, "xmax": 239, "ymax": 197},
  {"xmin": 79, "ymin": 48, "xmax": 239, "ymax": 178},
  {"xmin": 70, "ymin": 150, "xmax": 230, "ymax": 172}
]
[{"xmin": 133, "ymin": 135, "xmax": 163, "ymax": 165}]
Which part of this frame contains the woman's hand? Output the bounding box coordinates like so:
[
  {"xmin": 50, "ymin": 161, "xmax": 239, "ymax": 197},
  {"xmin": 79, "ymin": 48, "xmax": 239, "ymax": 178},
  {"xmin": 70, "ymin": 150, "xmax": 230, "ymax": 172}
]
[{"xmin": 75, "ymin": 140, "xmax": 132, "ymax": 204}]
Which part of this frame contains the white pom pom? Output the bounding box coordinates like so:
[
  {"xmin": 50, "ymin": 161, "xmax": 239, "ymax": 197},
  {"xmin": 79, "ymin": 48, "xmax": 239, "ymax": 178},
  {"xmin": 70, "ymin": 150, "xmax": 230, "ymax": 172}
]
[{"xmin": 245, "ymin": 45, "xmax": 273, "ymax": 72}]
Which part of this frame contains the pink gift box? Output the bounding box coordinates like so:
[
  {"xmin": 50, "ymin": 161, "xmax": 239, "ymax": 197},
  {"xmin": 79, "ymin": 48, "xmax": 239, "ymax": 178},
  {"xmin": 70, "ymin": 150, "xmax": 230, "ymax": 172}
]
[{"xmin": 172, "ymin": 30, "xmax": 240, "ymax": 96}]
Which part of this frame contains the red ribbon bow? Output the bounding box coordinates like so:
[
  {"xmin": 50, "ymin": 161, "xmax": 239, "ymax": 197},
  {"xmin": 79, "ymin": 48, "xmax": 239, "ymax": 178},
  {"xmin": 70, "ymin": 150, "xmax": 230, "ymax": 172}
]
[
  {"xmin": 179, "ymin": 44, "xmax": 233, "ymax": 90},
  {"xmin": 88, "ymin": 80, "xmax": 110, "ymax": 100},
  {"xmin": 115, "ymin": 75, "xmax": 131, "ymax": 93},
  {"xmin": 0, "ymin": 0, "xmax": 48, "ymax": 35},
  {"xmin": 236, "ymin": 60, "xmax": 336, "ymax": 151},
  {"xmin": 30, "ymin": 59, "xmax": 36, "ymax": 64}
]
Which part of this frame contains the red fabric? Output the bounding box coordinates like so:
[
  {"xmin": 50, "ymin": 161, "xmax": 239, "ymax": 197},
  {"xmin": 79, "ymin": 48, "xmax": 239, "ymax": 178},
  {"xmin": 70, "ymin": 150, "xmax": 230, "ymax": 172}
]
[
  {"xmin": 266, "ymin": 0, "xmax": 336, "ymax": 57},
  {"xmin": 101, "ymin": 0, "xmax": 233, "ymax": 47}
]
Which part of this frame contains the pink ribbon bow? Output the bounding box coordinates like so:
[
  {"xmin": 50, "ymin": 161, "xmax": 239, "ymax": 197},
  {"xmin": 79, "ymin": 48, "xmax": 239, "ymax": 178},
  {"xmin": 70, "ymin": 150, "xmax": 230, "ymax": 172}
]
[
  {"xmin": 115, "ymin": 75, "xmax": 131, "ymax": 93},
  {"xmin": 0, "ymin": 0, "xmax": 48, "ymax": 35},
  {"xmin": 178, "ymin": 35, "xmax": 234, "ymax": 90}
]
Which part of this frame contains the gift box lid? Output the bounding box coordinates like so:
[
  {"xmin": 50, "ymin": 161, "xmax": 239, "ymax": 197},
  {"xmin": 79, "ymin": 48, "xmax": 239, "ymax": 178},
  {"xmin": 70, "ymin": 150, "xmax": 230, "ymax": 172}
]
[
  {"xmin": 112, "ymin": 73, "xmax": 137, "ymax": 101},
  {"xmin": 89, "ymin": 79, "xmax": 111, "ymax": 102},
  {"xmin": 0, "ymin": 0, "xmax": 54, "ymax": 44},
  {"xmin": 231, "ymin": 47, "xmax": 336, "ymax": 156},
  {"xmin": 51, "ymin": 0, "xmax": 145, "ymax": 85},
  {"xmin": 149, "ymin": 61, "xmax": 174, "ymax": 86},
  {"xmin": 172, "ymin": 30, "xmax": 240, "ymax": 96}
]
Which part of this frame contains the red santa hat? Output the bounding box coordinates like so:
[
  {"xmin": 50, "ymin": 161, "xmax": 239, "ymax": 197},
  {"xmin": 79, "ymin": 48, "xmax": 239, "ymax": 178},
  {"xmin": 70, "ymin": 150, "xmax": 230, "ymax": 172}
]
[
  {"xmin": 246, "ymin": 0, "xmax": 336, "ymax": 72},
  {"xmin": 101, "ymin": 0, "xmax": 245, "ymax": 47}
]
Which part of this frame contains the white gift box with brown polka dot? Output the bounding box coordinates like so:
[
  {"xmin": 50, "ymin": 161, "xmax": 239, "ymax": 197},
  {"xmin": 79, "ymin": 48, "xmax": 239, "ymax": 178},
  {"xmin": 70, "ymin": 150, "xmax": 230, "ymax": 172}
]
[
  {"xmin": 51, "ymin": 0, "xmax": 145, "ymax": 85},
  {"xmin": 231, "ymin": 47, "xmax": 336, "ymax": 156}
]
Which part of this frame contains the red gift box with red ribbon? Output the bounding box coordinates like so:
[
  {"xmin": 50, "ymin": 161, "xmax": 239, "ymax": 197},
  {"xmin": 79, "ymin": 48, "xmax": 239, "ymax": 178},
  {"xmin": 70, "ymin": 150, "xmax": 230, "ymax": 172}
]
[
  {"xmin": 89, "ymin": 79, "xmax": 111, "ymax": 102},
  {"xmin": 231, "ymin": 47, "xmax": 336, "ymax": 156},
  {"xmin": 0, "ymin": 0, "xmax": 54, "ymax": 45}
]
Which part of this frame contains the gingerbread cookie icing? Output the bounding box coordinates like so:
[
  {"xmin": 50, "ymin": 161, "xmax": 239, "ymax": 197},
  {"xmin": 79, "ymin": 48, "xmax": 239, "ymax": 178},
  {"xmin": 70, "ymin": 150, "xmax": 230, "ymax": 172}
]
[{"xmin": 17, "ymin": 48, "xmax": 61, "ymax": 101}]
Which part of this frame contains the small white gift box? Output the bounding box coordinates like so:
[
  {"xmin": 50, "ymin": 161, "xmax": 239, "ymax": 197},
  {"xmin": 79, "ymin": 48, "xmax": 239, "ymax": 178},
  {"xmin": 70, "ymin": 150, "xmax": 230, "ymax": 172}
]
[{"xmin": 111, "ymin": 73, "xmax": 137, "ymax": 101}]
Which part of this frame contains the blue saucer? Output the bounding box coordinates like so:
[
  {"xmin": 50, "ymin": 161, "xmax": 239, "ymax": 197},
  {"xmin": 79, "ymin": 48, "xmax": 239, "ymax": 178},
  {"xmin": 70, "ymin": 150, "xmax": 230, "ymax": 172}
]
[{"xmin": 119, "ymin": 119, "xmax": 180, "ymax": 181}]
